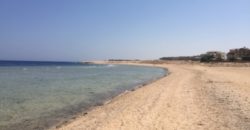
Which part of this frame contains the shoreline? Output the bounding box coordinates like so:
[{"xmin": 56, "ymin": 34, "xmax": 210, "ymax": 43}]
[
  {"xmin": 0, "ymin": 63, "xmax": 167, "ymax": 130},
  {"xmin": 51, "ymin": 63, "xmax": 168, "ymax": 129},
  {"xmin": 51, "ymin": 62, "xmax": 171, "ymax": 130},
  {"xmin": 55, "ymin": 61, "xmax": 250, "ymax": 130},
  {"xmin": 52, "ymin": 62, "xmax": 175, "ymax": 130}
]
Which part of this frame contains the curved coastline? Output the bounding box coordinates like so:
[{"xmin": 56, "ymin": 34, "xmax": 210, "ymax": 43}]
[
  {"xmin": 51, "ymin": 62, "xmax": 169, "ymax": 130},
  {"xmin": 55, "ymin": 61, "xmax": 250, "ymax": 130},
  {"xmin": 51, "ymin": 63, "xmax": 168, "ymax": 129},
  {"xmin": 0, "ymin": 63, "xmax": 167, "ymax": 130}
]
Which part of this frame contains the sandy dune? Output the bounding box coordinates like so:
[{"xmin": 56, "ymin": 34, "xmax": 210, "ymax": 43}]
[{"xmin": 55, "ymin": 62, "xmax": 250, "ymax": 130}]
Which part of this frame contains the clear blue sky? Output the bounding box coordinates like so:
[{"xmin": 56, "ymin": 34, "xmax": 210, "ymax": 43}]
[{"xmin": 0, "ymin": 0, "xmax": 249, "ymax": 61}]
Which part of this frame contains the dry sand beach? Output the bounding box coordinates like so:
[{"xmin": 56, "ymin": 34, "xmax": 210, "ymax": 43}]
[{"xmin": 55, "ymin": 61, "xmax": 250, "ymax": 130}]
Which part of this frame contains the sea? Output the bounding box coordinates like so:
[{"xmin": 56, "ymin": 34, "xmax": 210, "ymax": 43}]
[{"xmin": 0, "ymin": 61, "xmax": 166, "ymax": 130}]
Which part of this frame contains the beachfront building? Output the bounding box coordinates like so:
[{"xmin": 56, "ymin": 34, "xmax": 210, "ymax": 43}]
[{"xmin": 227, "ymin": 47, "xmax": 250, "ymax": 61}]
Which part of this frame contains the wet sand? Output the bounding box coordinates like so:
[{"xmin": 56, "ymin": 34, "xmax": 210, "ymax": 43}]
[{"xmin": 55, "ymin": 61, "xmax": 250, "ymax": 130}]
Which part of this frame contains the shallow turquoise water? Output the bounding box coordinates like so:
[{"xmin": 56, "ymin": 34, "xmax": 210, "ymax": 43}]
[{"xmin": 0, "ymin": 64, "xmax": 166, "ymax": 129}]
